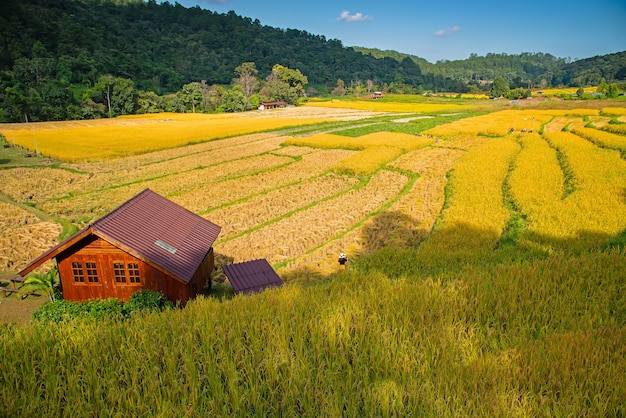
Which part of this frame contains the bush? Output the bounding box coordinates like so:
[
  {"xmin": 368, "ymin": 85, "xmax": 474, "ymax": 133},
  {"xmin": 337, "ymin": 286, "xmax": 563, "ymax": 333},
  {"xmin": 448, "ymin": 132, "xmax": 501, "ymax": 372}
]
[
  {"xmin": 32, "ymin": 298, "xmax": 126, "ymax": 323},
  {"xmin": 125, "ymin": 289, "xmax": 174, "ymax": 313},
  {"xmin": 32, "ymin": 290, "xmax": 173, "ymax": 323}
]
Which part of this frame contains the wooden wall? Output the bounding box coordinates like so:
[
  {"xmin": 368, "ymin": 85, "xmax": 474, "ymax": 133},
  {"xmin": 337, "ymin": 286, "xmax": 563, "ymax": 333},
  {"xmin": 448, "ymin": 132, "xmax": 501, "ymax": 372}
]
[{"xmin": 56, "ymin": 236, "xmax": 214, "ymax": 305}]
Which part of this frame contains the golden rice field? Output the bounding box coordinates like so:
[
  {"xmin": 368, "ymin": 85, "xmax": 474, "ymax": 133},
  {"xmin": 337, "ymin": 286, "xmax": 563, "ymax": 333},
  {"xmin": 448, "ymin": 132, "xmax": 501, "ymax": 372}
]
[
  {"xmin": 1, "ymin": 101, "xmax": 625, "ymax": 416},
  {"xmin": 0, "ymin": 107, "xmax": 379, "ymax": 162},
  {"xmin": 533, "ymin": 87, "xmax": 596, "ymax": 96},
  {"xmin": 1, "ymin": 104, "xmax": 625, "ymax": 276},
  {"xmin": 304, "ymin": 99, "xmax": 473, "ymax": 114},
  {"xmin": 0, "ymin": 202, "xmax": 61, "ymax": 271}
]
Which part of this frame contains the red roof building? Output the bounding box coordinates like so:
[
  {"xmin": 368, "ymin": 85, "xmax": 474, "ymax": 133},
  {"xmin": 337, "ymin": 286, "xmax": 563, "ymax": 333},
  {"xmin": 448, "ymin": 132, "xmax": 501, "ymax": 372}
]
[
  {"xmin": 19, "ymin": 189, "xmax": 221, "ymax": 305},
  {"xmin": 258, "ymin": 101, "xmax": 286, "ymax": 110},
  {"xmin": 222, "ymin": 259, "xmax": 283, "ymax": 294}
]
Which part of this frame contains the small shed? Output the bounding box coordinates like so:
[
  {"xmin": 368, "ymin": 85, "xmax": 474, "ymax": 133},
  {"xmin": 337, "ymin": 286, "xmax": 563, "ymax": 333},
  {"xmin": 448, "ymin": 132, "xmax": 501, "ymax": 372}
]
[
  {"xmin": 258, "ymin": 101, "xmax": 286, "ymax": 110},
  {"xmin": 19, "ymin": 188, "xmax": 221, "ymax": 306},
  {"xmin": 371, "ymin": 91, "xmax": 384, "ymax": 99},
  {"xmin": 222, "ymin": 259, "xmax": 283, "ymax": 294}
]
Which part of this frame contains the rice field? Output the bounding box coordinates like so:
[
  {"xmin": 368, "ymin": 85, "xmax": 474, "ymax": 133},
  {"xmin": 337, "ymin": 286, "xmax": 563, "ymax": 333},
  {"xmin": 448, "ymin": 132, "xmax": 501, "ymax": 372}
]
[
  {"xmin": 1, "ymin": 102, "xmax": 625, "ymax": 416},
  {"xmin": 304, "ymin": 99, "xmax": 474, "ymax": 114}
]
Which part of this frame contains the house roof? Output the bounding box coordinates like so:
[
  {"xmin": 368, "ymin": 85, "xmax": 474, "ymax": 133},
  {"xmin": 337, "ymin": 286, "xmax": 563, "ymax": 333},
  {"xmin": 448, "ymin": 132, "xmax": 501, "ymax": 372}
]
[
  {"xmin": 19, "ymin": 189, "xmax": 221, "ymax": 283},
  {"xmin": 222, "ymin": 259, "xmax": 283, "ymax": 294}
]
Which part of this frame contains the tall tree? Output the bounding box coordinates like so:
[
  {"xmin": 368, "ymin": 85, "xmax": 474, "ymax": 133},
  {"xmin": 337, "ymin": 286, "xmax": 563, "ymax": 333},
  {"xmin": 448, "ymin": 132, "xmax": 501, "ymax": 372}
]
[
  {"xmin": 111, "ymin": 77, "xmax": 137, "ymax": 115},
  {"xmin": 94, "ymin": 75, "xmax": 116, "ymax": 117},
  {"xmin": 234, "ymin": 62, "xmax": 259, "ymax": 110},
  {"xmin": 489, "ymin": 76, "xmax": 510, "ymax": 98},
  {"xmin": 263, "ymin": 64, "xmax": 308, "ymax": 105},
  {"xmin": 180, "ymin": 82, "xmax": 204, "ymax": 113}
]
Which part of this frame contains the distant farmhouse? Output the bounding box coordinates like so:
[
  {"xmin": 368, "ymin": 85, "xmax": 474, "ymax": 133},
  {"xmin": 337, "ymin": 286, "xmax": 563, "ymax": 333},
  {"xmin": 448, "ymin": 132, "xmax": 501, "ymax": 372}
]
[
  {"xmin": 258, "ymin": 101, "xmax": 286, "ymax": 110},
  {"xmin": 371, "ymin": 91, "xmax": 384, "ymax": 99},
  {"xmin": 19, "ymin": 189, "xmax": 221, "ymax": 306}
]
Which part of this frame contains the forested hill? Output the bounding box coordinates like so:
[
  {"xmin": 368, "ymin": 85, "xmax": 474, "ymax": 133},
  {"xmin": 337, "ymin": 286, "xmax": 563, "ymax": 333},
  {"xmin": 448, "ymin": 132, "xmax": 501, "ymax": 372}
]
[
  {"xmin": 3, "ymin": 0, "xmax": 624, "ymax": 91},
  {"xmin": 0, "ymin": 0, "xmax": 624, "ymax": 123},
  {"xmin": 0, "ymin": 0, "xmax": 424, "ymax": 93},
  {"xmin": 354, "ymin": 47, "xmax": 626, "ymax": 89}
]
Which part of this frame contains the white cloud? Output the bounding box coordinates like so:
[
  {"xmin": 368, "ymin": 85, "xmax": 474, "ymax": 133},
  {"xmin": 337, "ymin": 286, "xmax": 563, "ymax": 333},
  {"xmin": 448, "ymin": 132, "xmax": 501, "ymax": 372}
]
[
  {"xmin": 337, "ymin": 10, "xmax": 371, "ymax": 22},
  {"xmin": 197, "ymin": 0, "xmax": 232, "ymax": 4},
  {"xmin": 434, "ymin": 25, "xmax": 461, "ymax": 36}
]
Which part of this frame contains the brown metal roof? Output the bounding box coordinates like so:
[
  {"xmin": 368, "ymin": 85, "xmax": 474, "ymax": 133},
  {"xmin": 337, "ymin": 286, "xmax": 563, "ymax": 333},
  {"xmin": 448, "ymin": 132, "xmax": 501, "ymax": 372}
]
[
  {"xmin": 222, "ymin": 259, "xmax": 283, "ymax": 294},
  {"xmin": 20, "ymin": 189, "xmax": 221, "ymax": 283}
]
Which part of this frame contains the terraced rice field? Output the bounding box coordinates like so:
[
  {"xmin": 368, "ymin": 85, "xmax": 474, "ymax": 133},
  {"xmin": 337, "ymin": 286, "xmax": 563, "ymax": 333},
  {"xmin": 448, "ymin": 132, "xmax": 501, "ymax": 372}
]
[{"xmin": 1, "ymin": 104, "xmax": 625, "ymax": 279}]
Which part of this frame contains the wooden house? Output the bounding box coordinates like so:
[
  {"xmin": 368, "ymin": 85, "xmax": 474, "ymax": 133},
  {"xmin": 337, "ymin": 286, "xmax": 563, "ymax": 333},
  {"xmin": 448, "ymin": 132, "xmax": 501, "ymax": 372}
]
[{"xmin": 19, "ymin": 189, "xmax": 221, "ymax": 306}]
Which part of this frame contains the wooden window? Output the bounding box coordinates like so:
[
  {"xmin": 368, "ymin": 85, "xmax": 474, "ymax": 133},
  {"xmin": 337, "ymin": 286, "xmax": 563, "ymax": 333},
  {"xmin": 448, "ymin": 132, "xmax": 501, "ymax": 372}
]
[
  {"xmin": 86, "ymin": 262, "xmax": 98, "ymax": 283},
  {"xmin": 113, "ymin": 262, "xmax": 126, "ymax": 283},
  {"xmin": 72, "ymin": 262, "xmax": 84, "ymax": 283},
  {"xmin": 128, "ymin": 263, "xmax": 140, "ymax": 283}
]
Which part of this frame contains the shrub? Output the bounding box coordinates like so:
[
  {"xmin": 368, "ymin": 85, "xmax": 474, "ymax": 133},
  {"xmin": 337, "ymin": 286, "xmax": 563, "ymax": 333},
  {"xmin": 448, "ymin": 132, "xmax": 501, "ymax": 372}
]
[
  {"xmin": 125, "ymin": 289, "xmax": 174, "ymax": 313},
  {"xmin": 32, "ymin": 299, "xmax": 126, "ymax": 323},
  {"xmin": 31, "ymin": 290, "xmax": 173, "ymax": 323}
]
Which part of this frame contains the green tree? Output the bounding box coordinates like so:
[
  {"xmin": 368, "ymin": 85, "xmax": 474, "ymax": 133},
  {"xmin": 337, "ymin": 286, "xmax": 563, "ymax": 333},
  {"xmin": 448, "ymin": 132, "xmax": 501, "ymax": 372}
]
[
  {"xmin": 180, "ymin": 82, "xmax": 204, "ymax": 113},
  {"xmin": 207, "ymin": 85, "xmax": 226, "ymax": 111},
  {"xmin": 607, "ymin": 84, "xmax": 621, "ymax": 98},
  {"xmin": 489, "ymin": 76, "xmax": 510, "ymax": 98},
  {"xmin": 218, "ymin": 85, "xmax": 246, "ymax": 112},
  {"xmin": 263, "ymin": 64, "xmax": 308, "ymax": 105},
  {"xmin": 4, "ymin": 84, "xmax": 41, "ymax": 123},
  {"xmin": 111, "ymin": 77, "xmax": 137, "ymax": 115},
  {"xmin": 506, "ymin": 87, "xmax": 531, "ymax": 100},
  {"xmin": 137, "ymin": 91, "xmax": 165, "ymax": 114}
]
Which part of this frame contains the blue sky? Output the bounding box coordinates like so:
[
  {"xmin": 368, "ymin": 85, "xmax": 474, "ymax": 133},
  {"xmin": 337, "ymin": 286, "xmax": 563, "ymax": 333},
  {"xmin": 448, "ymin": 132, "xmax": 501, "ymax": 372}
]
[{"xmin": 172, "ymin": 0, "xmax": 626, "ymax": 63}]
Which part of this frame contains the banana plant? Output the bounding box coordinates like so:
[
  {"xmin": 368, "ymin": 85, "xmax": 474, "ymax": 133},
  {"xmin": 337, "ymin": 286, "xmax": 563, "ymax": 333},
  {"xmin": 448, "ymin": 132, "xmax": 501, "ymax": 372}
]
[{"xmin": 21, "ymin": 267, "xmax": 60, "ymax": 303}]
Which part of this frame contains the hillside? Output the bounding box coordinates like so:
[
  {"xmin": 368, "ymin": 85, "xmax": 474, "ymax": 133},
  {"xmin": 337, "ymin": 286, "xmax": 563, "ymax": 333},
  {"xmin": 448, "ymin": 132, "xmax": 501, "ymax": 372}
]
[
  {"xmin": 0, "ymin": 0, "xmax": 423, "ymax": 92},
  {"xmin": 0, "ymin": 0, "xmax": 624, "ymax": 123},
  {"xmin": 2, "ymin": 0, "xmax": 624, "ymax": 92}
]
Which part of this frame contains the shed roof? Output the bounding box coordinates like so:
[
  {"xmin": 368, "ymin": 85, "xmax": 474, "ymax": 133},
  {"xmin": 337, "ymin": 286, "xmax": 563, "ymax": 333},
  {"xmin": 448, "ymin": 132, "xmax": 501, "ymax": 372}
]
[
  {"xmin": 20, "ymin": 189, "xmax": 221, "ymax": 283},
  {"xmin": 222, "ymin": 259, "xmax": 283, "ymax": 294}
]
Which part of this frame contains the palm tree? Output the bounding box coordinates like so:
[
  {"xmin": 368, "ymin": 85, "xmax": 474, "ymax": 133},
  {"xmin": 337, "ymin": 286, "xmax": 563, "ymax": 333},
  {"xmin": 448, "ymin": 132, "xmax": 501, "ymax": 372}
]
[{"xmin": 21, "ymin": 267, "xmax": 60, "ymax": 302}]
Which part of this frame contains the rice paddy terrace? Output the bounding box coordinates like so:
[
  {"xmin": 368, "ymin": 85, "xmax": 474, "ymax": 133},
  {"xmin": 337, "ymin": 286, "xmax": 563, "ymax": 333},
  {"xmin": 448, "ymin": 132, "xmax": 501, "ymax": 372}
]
[{"xmin": 0, "ymin": 99, "xmax": 624, "ymax": 416}]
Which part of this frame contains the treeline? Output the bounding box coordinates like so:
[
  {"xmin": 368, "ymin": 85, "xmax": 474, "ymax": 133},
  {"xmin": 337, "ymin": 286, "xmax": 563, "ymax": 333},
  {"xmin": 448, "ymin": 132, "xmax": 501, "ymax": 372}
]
[
  {"xmin": 0, "ymin": 60, "xmax": 308, "ymax": 122},
  {"xmin": 1, "ymin": 0, "xmax": 625, "ymax": 122},
  {"xmin": 356, "ymin": 48, "xmax": 626, "ymax": 90}
]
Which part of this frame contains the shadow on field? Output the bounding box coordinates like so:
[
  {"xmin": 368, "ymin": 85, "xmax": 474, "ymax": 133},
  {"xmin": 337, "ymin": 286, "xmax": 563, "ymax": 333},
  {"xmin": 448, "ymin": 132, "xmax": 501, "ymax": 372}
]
[
  {"xmin": 0, "ymin": 159, "xmax": 10, "ymax": 165},
  {"xmin": 360, "ymin": 210, "xmax": 429, "ymax": 254},
  {"xmin": 521, "ymin": 229, "xmax": 625, "ymax": 253},
  {"xmin": 352, "ymin": 212, "xmax": 624, "ymax": 279}
]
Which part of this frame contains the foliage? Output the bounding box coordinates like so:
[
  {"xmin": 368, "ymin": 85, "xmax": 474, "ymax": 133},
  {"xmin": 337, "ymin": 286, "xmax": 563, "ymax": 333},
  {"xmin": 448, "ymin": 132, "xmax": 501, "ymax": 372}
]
[
  {"xmin": 124, "ymin": 289, "xmax": 174, "ymax": 313},
  {"xmin": 506, "ymin": 87, "xmax": 531, "ymax": 100},
  {"xmin": 0, "ymin": 0, "xmax": 623, "ymax": 122},
  {"xmin": 489, "ymin": 76, "xmax": 510, "ymax": 98},
  {"xmin": 31, "ymin": 290, "xmax": 173, "ymax": 323},
  {"xmin": 21, "ymin": 267, "xmax": 60, "ymax": 302},
  {"xmin": 31, "ymin": 298, "xmax": 127, "ymax": 323},
  {"xmin": 262, "ymin": 64, "xmax": 308, "ymax": 105}
]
